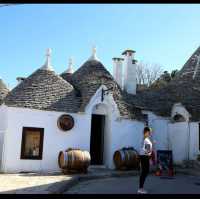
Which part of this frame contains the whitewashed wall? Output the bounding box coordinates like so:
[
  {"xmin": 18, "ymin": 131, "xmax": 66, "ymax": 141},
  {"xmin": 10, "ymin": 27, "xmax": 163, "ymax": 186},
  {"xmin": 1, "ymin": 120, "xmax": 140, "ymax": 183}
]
[
  {"xmin": 2, "ymin": 107, "xmax": 91, "ymax": 173},
  {"xmin": 168, "ymin": 122, "xmax": 189, "ymax": 163},
  {"xmin": 1, "ymin": 85, "xmax": 147, "ymax": 172},
  {"xmin": 144, "ymin": 111, "xmax": 170, "ymax": 151},
  {"xmin": 85, "ymin": 85, "xmax": 145, "ymax": 169},
  {"xmin": 0, "ymin": 105, "xmax": 8, "ymax": 169},
  {"xmin": 189, "ymin": 122, "xmax": 199, "ymax": 160},
  {"xmin": 144, "ymin": 111, "xmax": 200, "ymax": 164},
  {"xmin": 85, "ymin": 85, "xmax": 119, "ymax": 169},
  {"xmin": 109, "ymin": 119, "xmax": 144, "ymax": 169}
]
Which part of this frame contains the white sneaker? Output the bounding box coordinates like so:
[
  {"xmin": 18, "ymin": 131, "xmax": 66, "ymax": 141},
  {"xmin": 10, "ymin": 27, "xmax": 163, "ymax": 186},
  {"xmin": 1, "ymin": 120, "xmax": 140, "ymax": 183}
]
[{"xmin": 137, "ymin": 188, "xmax": 148, "ymax": 194}]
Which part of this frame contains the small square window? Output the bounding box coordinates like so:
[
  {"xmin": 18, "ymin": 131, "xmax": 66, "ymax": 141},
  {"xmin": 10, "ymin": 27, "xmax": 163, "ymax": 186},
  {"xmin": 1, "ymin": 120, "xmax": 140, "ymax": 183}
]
[{"xmin": 20, "ymin": 127, "xmax": 44, "ymax": 160}]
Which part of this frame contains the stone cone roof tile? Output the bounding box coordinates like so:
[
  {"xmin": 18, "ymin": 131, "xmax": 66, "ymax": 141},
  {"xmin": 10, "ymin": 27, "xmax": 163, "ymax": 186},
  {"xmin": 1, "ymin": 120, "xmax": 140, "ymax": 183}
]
[
  {"xmin": 70, "ymin": 59, "xmax": 144, "ymax": 120},
  {"xmin": 5, "ymin": 69, "xmax": 81, "ymax": 113},
  {"xmin": 131, "ymin": 46, "xmax": 200, "ymax": 121}
]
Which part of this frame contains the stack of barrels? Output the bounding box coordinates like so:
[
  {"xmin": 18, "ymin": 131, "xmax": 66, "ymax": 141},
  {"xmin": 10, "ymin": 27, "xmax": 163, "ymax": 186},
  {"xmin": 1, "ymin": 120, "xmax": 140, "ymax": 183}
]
[
  {"xmin": 113, "ymin": 147, "xmax": 140, "ymax": 170},
  {"xmin": 58, "ymin": 148, "xmax": 91, "ymax": 174}
]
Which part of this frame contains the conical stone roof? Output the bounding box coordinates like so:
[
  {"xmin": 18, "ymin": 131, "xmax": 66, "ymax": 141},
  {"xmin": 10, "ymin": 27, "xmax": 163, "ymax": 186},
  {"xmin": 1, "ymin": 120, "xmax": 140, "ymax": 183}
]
[
  {"xmin": 60, "ymin": 72, "xmax": 73, "ymax": 85},
  {"xmin": 130, "ymin": 46, "xmax": 200, "ymax": 121},
  {"xmin": 0, "ymin": 79, "xmax": 9, "ymax": 104},
  {"xmin": 60, "ymin": 58, "xmax": 74, "ymax": 84},
  {"xmin": 71, "ymin": 59, "xmax": 143, "ymax": 119},
  {"xmin": 175, "ymin": 46, "xmax": 200, "ymax": 82},
  {"xmin": 5, "ymin": 69, "xmax": 81, "ymax": 113}
]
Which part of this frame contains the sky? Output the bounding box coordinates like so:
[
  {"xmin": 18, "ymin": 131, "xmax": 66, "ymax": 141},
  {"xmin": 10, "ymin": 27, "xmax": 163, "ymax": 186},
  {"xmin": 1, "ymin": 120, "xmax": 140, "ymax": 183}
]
[{"xmin": 1, "ymin": 4, "xmax": 200, "ymax": 89}]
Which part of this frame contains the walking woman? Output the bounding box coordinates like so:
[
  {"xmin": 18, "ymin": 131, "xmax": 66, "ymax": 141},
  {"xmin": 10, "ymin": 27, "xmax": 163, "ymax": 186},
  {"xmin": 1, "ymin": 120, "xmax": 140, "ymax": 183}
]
[{"xmin": 137, "ymin": 127, "xmax": 153, "ymax": 194}]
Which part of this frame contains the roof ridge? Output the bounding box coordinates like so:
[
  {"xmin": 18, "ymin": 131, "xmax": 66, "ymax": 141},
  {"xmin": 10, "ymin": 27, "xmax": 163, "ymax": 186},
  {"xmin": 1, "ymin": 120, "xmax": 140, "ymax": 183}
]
[
  {"xmin": 177, "ymin": 45, "xmax": 200, "ymax": 80},
  {"xmin": 40, "ymin": 48, "xmax": 54, "ymax": 71}
]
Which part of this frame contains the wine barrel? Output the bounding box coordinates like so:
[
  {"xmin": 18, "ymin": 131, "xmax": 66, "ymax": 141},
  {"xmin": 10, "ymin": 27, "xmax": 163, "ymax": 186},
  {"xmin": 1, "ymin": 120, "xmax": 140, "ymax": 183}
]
[
  {"xmin": 58, "ymin": 149, "xmax": 91, "ymax": 172},
  {"xmin": 113, "ymin": 147, "xmax": 139, "ymax": 170}
]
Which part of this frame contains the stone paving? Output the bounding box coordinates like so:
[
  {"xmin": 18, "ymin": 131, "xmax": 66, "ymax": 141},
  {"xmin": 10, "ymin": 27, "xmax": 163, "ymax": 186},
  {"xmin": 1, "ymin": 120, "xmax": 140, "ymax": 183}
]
[
  {"xmin": 0, "ymin": 173, "xmax": 75, "ymax": 194},
  {"xmin": 65, "ymin": 174, "xmax": 200, "ymax": 194},
  {"xmin": 0, "ymin": 166, "xmax": 199, "ymax": 194},
  {"xmin": 0, "ymin": 167, "xmax": 139, "ymax": 194}
]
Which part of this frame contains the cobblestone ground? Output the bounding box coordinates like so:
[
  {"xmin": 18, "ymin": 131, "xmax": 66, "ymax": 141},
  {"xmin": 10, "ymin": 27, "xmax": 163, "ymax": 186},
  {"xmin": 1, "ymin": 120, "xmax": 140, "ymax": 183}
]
[
  {"xmin": 0, "ymin": 173, "xmax": 73, "ymax": 194},
  {"xmin": 65, "ymin": 174, "xmax": 200, "ymax": 194}
]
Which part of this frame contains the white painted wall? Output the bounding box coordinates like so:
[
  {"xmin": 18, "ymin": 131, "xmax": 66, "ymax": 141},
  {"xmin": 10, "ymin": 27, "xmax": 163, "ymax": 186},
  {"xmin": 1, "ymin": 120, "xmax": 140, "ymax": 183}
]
[
  {"xmin": 0, "ymin": 105, "xmax": 8, "ymax": 170},
  {"xmin": 1, "ymin": 85, "xmax": 147, "ymax": 172},
  {"xmin": 168, "ymin": 122, "xmax": 189, "ymax": 163},
  {"xmin": 113, "ymin": 59, "xmax": 123, "ymax": 89},
  {"xmin": 188, "ymin": 122, "xmax": 199, "ymax": 160},
  {"xmin": 144, "ymin": 111, "xmax": 200, "ymax": 164},
  {"xmin": 85, "ymin": 85, "xmax": 119, "ymax": 169},
  {"xmin": 2, "ymin": 107, "xmax": 91, "ymax": 173},
  {"xmin": 85, "ymin": 85, "xmax": 144, "ymax": 169},
  {"xmin": 143, "ymin": 111, "xmax": 170, "ymax": 151},
  {"xmin": 109, "ymin": 118, "xmax": 144, "ymax": 169}
]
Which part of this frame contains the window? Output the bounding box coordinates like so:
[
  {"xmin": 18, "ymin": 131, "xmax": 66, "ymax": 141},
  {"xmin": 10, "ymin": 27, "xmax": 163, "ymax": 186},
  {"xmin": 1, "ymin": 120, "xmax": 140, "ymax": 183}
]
[{"xmin": 20, "ymin": 127, "xmax": 44, "ymax": 160}]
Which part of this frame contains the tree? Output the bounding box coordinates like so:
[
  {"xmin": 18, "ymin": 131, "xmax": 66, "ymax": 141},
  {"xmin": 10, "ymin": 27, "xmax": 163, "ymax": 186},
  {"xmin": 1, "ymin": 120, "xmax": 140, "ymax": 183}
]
[
  {"xmin": 160, "ymin": 71, "xmax": 171, "ymax": 82},
  {"xmin": 150, "ymin": 69, "xmax": 179, "ymax": 89},
  {"xmin": 136, "ymin": 61, "xmax": 163, "ymax": 87},
  {"xmin": 170, "ymin": 69, "xmax": 179, "ymax": 79}
]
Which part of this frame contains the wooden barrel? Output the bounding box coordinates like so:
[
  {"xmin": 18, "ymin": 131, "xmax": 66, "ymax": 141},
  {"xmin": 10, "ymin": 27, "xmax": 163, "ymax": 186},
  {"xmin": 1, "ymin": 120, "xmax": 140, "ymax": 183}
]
[
  {"xmin": 58, "ymin": 149, "xmax": 91, "ymax": 172},
  {"xmin": 113, "ymin": 147, "xmax": 139, "ymax": 170}
]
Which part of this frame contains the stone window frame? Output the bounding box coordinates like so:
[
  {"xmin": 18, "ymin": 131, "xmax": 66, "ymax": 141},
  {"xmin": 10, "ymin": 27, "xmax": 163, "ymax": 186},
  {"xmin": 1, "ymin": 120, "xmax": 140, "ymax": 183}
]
[{"xmin": 20, "ymin": 127, "xmax": 44, "ymax": 160}]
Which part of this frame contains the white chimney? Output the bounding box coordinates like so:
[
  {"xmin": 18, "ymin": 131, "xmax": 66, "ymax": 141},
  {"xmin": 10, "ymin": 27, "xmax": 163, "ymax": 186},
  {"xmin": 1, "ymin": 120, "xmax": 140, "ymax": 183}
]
[
  {"xmin": 122, "ymin": 49, "xmax": 136, "ymax": 95},
  {"xmin": 112, "ymin": 57, "xmax": 124, "ymax": 89}
]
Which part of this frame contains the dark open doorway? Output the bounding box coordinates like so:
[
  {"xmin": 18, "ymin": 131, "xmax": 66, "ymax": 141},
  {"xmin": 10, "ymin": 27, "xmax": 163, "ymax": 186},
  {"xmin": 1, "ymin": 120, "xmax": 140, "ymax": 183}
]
[{"xmin": 90, "ymin": 114, "xmax": 105, "ymax": 165}]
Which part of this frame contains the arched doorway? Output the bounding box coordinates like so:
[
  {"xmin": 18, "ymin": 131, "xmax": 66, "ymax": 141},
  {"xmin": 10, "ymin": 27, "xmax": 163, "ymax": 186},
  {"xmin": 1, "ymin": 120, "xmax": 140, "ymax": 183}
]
[
  {"xmin": 90, "ymin": 104, "xmax": 108, "ymax": 165},
  {"xmin": 173, "ymin": 113, "xmax": 186, "ymax": 122}
]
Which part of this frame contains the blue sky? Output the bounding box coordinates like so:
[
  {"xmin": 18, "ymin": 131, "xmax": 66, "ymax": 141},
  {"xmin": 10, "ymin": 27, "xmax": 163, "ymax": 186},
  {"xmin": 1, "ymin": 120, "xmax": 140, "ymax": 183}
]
[{"xmin": 1, "ymin": 4, "xmax": 200, "ymax": 88}]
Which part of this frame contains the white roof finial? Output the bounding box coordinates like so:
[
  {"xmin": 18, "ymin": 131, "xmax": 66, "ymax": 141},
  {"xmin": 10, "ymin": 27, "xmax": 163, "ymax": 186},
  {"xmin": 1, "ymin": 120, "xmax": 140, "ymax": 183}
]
[
  {"xmin": 64, "ymin": 57, "xmax": 74, "ymax": 74},
  {"xmin": 88, "ymin": 45, "xmax": 99, "ymax": 61},
  {"xmin": 40, "ymin": 48, "xmax": 54, "ymax": 71},
  {"xmin": 69, "ymin": 57, "xmax": 73, "ymax": 68}
]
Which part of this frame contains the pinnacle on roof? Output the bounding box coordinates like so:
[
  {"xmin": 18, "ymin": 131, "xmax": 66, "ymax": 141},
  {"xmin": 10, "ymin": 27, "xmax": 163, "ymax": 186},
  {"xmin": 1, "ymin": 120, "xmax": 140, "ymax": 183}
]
[
  {"xmin": 5, "ymin": 66, "xmax": 80, "ymax": 113},
  {"xmin": 63, "ymin": 57, "xmax": 74, "ymax": 74},
  {"xmin": 40, "ymin": 48, "xmax": 54, "ymax": 71},
  {"xmin": 88, "ymin": 46, "xmax": 100, "ymax": 61}
]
